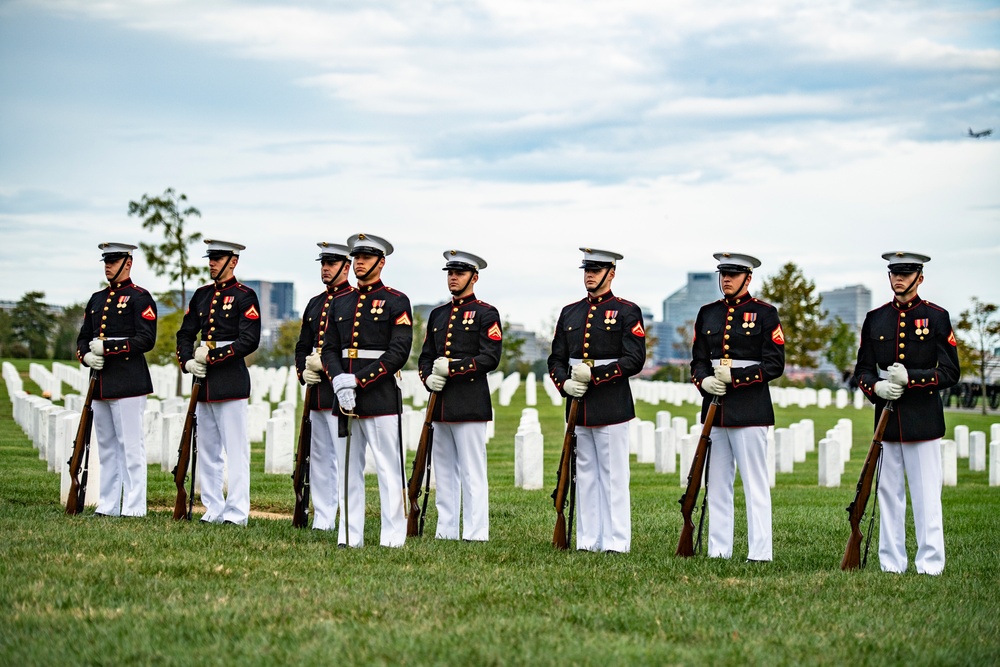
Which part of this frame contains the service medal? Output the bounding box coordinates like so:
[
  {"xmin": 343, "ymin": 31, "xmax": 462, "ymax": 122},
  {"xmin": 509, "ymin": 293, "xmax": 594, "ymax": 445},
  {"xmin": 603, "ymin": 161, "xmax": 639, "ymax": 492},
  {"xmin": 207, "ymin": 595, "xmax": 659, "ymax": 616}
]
[{"xmin": 743, "ymin": 312, "xmax": 757, "ymax": 329}]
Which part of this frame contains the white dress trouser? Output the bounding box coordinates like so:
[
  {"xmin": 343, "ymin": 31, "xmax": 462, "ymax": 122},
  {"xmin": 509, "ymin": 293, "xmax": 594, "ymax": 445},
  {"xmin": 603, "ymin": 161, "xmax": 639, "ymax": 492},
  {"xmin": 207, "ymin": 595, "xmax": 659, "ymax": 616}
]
[
  {"xmin": 93, "ymin": 395, "xmax": 147, "ymax": 516},
  {"xmin": 575, "ymin": 422, "xmax": 631, "ymax": 552},
  {"xmin": 877, "ymin": 439, "xmax": 945, "ymax": 575},
  {"xmin": 196, "ymin": 400, "xmax": 250, "ymax": 525},
  {"xmin": 433, "ymin": 421, "xmax": 489, "ymax": 541},
  {"xmin": 309, "ymin": 410, "xmax": 342, "ymax": 531},
  {"xmin": 707, "ymin": 425, "xmax": 772, "ymax": 561},
  {"xmin": 337, "ymin": 415, "xmax": 407, "ymax": 548}
]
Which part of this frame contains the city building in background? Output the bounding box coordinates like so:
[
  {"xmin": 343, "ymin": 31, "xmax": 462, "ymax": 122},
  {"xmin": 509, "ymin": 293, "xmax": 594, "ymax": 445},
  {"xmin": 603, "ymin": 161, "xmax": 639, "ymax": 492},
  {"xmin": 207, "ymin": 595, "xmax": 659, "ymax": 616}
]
[
  {"xmin": 655, "ymin": 272, "xmax": 719, "ymax": 364},
  {"xmin": 242, "ymin": 280, "xmax": 296, "ymax": 347},
  {"xmin": 819, "ymin": 284, "xmax": 872, "ymax": 332}
]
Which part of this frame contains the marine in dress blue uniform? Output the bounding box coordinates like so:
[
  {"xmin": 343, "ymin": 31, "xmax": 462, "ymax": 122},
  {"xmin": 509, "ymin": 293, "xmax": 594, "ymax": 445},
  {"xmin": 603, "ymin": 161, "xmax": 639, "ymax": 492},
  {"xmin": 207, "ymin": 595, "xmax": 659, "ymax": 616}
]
[
  {"xmin": 176, "ymin": 239, "xmax": 261, "ymax": 526},
  {"xmin": 294, "ymin": 242, "xmax": 355, "ymax": 531},
  {"xmin": 77, "ymin": 243, "xmax": 157, "ymax": 516},
  {"xmin": 418, "ymin": 250, "xmax": 502, "ymax": 541},
  {"xmin": 690, "ymin": 252, "xmax": 785, "ymax": 561},
  {"xmin": 854, "ymin": 251, "xmax": 959, "ymax": 575},
  {"xmin": 547, "ymin": 248, "xmax": 646, "ymax": 553},
  {"xmin": 321, "ymin": 233, "xmax": 413, "ymax": 547}
]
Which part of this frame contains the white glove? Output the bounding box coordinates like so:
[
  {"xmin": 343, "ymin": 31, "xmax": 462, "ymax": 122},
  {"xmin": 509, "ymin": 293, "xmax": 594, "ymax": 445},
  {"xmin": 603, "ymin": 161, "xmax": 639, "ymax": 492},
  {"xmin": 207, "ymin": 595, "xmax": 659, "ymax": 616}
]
[
  {"xmin": 194, "ymin": 346, "xmax": 209, "ymax": 364},
  {"xmin": 570, "ymin": 363, "xmax": 592, "ymax": 383},
  {"xmin": 425, "ymin": 375, "xmax": 446, "ymax": 392},
  {"xmin": 701, "ymin": 376, "xmax": 727, "ymax": 396},
  {"xmin": 302, "ymin": 369, "xmax": 322, "ymax": 385},
  {"xmin": 336, "ymin": 387, "xmax": 356, "ymax": 411},
  {"xmin": 305, "ymin": 353, "xmax": 323, "ymax": 372},
  {"xmin": 887, "ymin": 363, "xmax": 908, "ymax": 386},
  {"xmin": 874, "ymin": 380, "xmax": 904, "ymax": 401},
  {"xmin": 83, "ymin": 352, "xmax": 104, "ymax": 370},
  {"xmin": 432, "ymin": 357, "xmax": 450, "ymax": 377},
  {"xmin": 185, "ymin": 359, "xmax": 207, "ymax": 378},
  {"xmin": 714, "ymin": 364, "xmax": 732, "ymax": 384},
  {"xmin": 563, "ymin": 378, "xmax": 588, "ymax": 398},
  {"xmin": 333, "ymin": 373, "xmax": 357, "ymax": 393},
  {"xmin": 89, "ymin": 339, "xmax": 104, "ymax": 356}
]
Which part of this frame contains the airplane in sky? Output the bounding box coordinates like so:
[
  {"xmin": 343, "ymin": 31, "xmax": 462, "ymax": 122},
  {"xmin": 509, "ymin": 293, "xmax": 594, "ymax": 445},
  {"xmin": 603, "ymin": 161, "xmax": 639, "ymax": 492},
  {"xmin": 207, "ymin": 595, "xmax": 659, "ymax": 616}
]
[{"xmin": 968, "ymin": 127, "xmax": 993, "ymax": 138}]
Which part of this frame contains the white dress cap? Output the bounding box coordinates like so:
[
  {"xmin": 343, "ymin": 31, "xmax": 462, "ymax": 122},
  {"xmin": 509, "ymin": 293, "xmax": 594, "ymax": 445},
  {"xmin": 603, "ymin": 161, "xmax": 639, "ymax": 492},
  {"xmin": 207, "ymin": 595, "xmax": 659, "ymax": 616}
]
[
  {"xmin": 98, "ymin": 242, "xmax": 137, "ymax": 261},
  {"xmin": 443, "ymin": 250, "xmax": 488, "ymax": 271},
  {"xmin": 347, "ymin": 233, "xmax": 394, "ymax": 257},
  {"xmin": 203, "ymin": 239, "xmax": 246, "ymax": 257},
  {"xmin": 579, "ymin": 247, "xmax": 623, "ymax": 268},
  {"xmin": 713, "ymin": 252, "xmax": 761, "ymax": 272},
  {"xmin": 881, "ymin": 251, "xmax": 931, "ymax": 271},
  {"xmin": 317, "ymin": 242, "xmax": 351, "ymax": 261}
]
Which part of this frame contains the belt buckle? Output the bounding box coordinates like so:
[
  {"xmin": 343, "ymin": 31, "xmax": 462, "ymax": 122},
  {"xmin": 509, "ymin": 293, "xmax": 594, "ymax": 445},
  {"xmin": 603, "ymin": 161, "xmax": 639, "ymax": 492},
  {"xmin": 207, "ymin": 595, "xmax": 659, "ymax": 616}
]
[
  {"xmin": 583, "ymin": 359, "xmax": 594, "ymax": 367},
  {"xmin": 206, "ymin": 341, "xmax": 217, "ymax": 350},
  {"xmin": 348, "ymin": 349, "xmax": 358, "ymax": 359},
  {"xmin": 720, "ymin": 358, "xmax": 731, "ymax": 367}
]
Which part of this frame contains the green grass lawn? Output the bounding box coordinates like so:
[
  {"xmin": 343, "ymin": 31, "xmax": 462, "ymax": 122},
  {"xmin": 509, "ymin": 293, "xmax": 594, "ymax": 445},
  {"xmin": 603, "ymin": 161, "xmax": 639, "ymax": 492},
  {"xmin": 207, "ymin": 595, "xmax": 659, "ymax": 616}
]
[{"xmin": 2, "ymin": 361, "xmax": 998, "ymax": 666}]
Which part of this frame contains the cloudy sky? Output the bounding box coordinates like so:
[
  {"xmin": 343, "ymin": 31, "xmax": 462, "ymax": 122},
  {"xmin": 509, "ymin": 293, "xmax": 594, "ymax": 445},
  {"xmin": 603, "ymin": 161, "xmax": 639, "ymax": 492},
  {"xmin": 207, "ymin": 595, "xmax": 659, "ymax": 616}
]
[{"xmin": 1, "ymin": 0, "xmax": 997, "ymax": 335}]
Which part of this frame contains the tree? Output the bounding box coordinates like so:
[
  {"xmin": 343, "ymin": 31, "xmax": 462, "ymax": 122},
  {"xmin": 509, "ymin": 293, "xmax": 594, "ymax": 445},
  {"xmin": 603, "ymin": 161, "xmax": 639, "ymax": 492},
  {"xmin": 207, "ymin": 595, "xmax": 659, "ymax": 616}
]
[
  {"xmin": 405, "ymin": 310, "xmax": 427, "ymax": 371},
  {"xmin": 51, "ymin": 303, "xmax": 86, "ymax": 360},
  {"xmin": 270, "ymin": 319, "xmax": 302, "ymax": 368},
  {"xmin": 0, "ymin": 309, "xmax": 12, "ymax": 357},
  {"xmin": 759, "ymin": 262, "xmax": 831, "ymax": 371},
  {"xmin": 11, "ymin": 291, "xmax": 53, "ymax": 358},
  {"xmin": 500, "ymin": 317, "xmax": 526, "ymax": 375},
  {"xmin": 128, "ymin": 188, "xmax": 207, "ymax": 310},
  {"xmin": 824, "ymin": 316, "xmax": 858, "ymax": 376},
  {"xmin": 957, "ymin": 297, "xmax": 1000, "ymax": 415}
]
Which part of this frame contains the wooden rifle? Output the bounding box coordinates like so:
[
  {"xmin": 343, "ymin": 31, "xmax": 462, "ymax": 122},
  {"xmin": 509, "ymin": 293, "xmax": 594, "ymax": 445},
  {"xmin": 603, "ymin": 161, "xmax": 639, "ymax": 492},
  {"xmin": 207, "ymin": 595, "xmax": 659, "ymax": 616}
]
[
  {"xmin": 841, "ymin": 400, "xmax": 893, "ymax": 571},
  {"xmin": 552, "ymin": 398, "xmax": 580, "ymax": 550},
  {"xmin": 172, "ymin": 378, "xmax": 202, "ymax": 521},
  {"xmin": 65, "ymin": 372, "xmax": 97, "ymax": 515},
  {"xmin": 406, "ymin": 392, "xmax": 438, "ymax": 537},
  {"xmin": 676, "ymin": 395, "xmax": 720, "ymax": 557},
  {"xmin": 291, "ymin": 384, "xmax": 314, "ymax": 528}
]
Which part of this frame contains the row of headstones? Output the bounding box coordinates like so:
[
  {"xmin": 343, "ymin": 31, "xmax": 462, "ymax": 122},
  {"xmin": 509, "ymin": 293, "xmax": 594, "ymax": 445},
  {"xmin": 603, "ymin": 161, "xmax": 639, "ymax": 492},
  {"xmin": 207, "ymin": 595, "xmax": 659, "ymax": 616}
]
[{"xmin": 514, "ymin": 408, "xmax": 545, "ymax": 489}]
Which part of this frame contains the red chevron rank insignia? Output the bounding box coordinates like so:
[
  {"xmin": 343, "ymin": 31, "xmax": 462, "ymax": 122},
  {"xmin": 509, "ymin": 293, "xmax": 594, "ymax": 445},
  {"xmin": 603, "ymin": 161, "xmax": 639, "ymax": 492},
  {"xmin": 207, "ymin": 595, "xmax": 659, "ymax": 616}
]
[
  {"xmin": 772, "ymin": 324, "xmax": 785, "ymax": 344},
  {"xmin": 631, "ymin": 322, "xmax": 645, "ymax": 337},
  {"xmin": 395, "ymin": 312, "xmax": 412, "ymax": 326},
  {"xmin": 244, "ymin": 305, "xmax": 260, "ymax": 320},
  {"xmin": 488, "ymin": 322, "xmax": 502, "ymax": 340},
  {"xmin": 948, "ymin": 330, "xmax": 957, "ymax": 346},
  {"xmin": 141, "ymin": 305, "xmax": 156, "ymax": 320}
]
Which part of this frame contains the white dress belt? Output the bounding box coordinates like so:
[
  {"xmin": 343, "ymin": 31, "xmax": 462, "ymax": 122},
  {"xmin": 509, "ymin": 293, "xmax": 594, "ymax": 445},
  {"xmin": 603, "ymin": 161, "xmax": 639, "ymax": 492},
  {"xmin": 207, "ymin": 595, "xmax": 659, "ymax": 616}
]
[
  {"xmin": 343, "ymin": 348, "xmax": 383, "ymax": 359},
  {"xmin": 711, "ymin": 359, "xmax": 756, "ymax": 368},
  {"xmin": 202, "ymin": 340, "xmax": 234, "ymax": 349},
  {"xmin": 569, "ymin": 357, "xmax": 618, "ymax": 366}
]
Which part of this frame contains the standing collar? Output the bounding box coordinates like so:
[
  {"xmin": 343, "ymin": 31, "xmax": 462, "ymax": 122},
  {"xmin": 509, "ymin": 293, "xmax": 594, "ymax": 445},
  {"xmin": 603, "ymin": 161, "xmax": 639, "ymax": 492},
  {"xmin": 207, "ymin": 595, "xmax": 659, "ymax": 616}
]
[
  {"xmin": 108, "ymin": 277, "xmax": 134, "ymax": 290},
  {"xmin": 723, "ymin": 292, "xmax": 752, "ymax": 307},
  {"xmin": 452, "ymin": 293, "xmax": 476, "ymax": 306},
  {"xmin": 587, "ymin": 291, "xmax": 614, "ymax": 305},
  {"xmin": 359, "ymin": 280, "xmax": 384, "ymax": 293},
  {"xmin": 892, "ymin": 295, "xmax": 922, "ymax": 311},
  {"xmin": 214, "ymin": 277, "xmax": 238, "ymax": 290}
]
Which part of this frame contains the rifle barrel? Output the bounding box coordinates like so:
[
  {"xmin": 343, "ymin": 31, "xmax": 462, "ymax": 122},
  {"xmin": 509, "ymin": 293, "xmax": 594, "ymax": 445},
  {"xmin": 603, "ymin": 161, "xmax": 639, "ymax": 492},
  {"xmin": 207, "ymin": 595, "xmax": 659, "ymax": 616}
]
[
  {"xmin": 676, "ymin": 396, "xmax": 719, "ymax": 557},
  {"xmin": 552, "ymin": 398, "xmax": 579, "ymax": 550}
]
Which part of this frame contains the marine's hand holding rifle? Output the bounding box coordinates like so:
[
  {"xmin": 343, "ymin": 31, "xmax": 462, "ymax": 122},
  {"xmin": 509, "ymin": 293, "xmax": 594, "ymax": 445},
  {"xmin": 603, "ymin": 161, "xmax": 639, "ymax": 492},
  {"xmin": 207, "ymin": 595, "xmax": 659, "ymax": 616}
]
[
  {"xmin": 570, "ymin": 363, "xmax": 591, "ymax": 384},
  {"xmin": 333, "ymin": 373, "xmax": 356, "ymax": 411},
  {"xmin": 83, "ymin": 352, "xmax": 104, "ymax": 370},
  {"xmin": 874, "ymin": 380, "xmax": 903, "ymax": 400},
  {"xmin": 302, "ymin": 369, "xmax": 322, "ymax": 385},
  {"xmin": 305, "ymin": 353, "xmax": 323, "ymax": 372},
  {"xmin": 713, "ymin": 363, "xmax": 732, "ymax": 384},
  {"xmin": 185, "ymin": 359, "xmax": 207, "ymax": 378},
  {"xmin": 700, "ymin": 376, "xmax": 727, "ymax": 396},
  {"xmin": 89, "ymin": 339, "xmax": 104, "ymax": 356},
  {"xmin": 886, "ymin": 363, "xmax": 908, "ymax": 387},
  {"xmin": 426, "ymin": 357, "xmax": 449, "ymax": 392}
]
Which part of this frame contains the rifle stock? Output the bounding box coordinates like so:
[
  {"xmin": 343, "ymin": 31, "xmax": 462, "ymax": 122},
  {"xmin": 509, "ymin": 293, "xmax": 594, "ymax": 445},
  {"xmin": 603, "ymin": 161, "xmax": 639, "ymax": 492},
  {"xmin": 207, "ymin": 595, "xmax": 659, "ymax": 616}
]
[
  {"xmin": 172, "ymin": 378, "xmax": 201, "ymax": 521},
  {"xmin": 65, "ymin": 373, "xmax": 97, "ymax": 515},
  {"xmin": 292, "ymin": 384, "xmax": 314, "ymax": 528},
  {"xmin": 552, "ymin": 398, "xmax": 580, "ymax": 550},
  {"xmin": 676, "ymin": 396, "xmax": 720, "ymax": 557},
  {"xmin": 407, "ymin": 393, "xmax": 438, "ymax": 537},
  {"xmin": 841, "ymin": 401, "xmax": 893, "ymax": 571}
]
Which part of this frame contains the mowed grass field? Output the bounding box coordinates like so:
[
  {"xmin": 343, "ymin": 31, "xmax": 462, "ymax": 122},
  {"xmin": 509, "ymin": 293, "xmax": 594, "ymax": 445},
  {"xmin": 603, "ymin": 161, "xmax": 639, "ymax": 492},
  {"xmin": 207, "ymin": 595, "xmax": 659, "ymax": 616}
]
[{"xmin": 1, "ymin": 359, "xmax": 998, "ymax": 666}]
